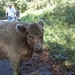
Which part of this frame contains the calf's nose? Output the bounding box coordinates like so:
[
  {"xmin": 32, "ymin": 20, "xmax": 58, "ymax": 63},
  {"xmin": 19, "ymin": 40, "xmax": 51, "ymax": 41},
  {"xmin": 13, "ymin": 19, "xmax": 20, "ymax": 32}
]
[{"xmin": 34, "ymin": 46, "xmax": 43, "ymax": 53}]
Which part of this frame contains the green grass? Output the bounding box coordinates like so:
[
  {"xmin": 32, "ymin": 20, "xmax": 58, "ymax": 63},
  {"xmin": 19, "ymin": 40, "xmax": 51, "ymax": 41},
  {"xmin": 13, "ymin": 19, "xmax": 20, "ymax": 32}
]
[{"xmin": 44, "ymin": 24, "xmax": 75, "ymax": 68}]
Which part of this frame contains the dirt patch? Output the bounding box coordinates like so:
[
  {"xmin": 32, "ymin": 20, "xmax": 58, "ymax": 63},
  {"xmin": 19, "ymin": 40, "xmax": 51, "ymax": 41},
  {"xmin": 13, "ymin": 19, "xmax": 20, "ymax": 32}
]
[{"xmin": 21, "ymin": 50, "xmax": 67, "ymax": 75}]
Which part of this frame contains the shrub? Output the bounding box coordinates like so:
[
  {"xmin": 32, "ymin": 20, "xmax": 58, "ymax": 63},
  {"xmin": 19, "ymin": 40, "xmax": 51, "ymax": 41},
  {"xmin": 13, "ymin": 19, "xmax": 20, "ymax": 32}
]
[
  {"xmin": 20, "ymin": 14, "xmax": 39, "ymax": 22},
  {"xmin": 0, "ymin": 10, "xmax": 5, "ymax": 18}
]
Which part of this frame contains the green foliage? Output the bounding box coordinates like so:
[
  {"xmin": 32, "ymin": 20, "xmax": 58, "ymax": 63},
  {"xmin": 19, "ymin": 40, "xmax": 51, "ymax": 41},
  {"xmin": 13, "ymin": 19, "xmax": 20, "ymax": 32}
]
[
  {"xmin": 0, "ymin": 10, "xmax": 5, "ymax": 17},
  {"xmin": 14, "ymin": 0, "xmax": 28, "ymax": 13},
  {"xmin": 0, "ymin": 0, "xmax": 6, "ymax": 10},
  {"xmin": 20, "ymin": 14, "xmax": 39, "ymax": 22},
  {"xmin": 65, "ymin": 4, "xmax": 75, "ymax": 24},
  {"xmin": 0, "ymin": 0, "xmax": 63, "ymax": 13}
]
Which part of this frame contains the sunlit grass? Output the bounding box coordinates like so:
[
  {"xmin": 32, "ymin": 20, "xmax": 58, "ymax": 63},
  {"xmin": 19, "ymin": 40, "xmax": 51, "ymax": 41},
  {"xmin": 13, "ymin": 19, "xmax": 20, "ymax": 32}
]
[{"xmin": 44, "ymin": 23, "xmax": 75, "ymax": 67}]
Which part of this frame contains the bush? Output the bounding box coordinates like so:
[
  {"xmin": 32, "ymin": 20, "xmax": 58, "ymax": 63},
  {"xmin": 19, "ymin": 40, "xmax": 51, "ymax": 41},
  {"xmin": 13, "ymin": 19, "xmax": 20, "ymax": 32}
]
[
  {"xmin": 0, "ymin": 10, "xmax": 5, "ymax": 18},
  {"xmin": 20, "ymin": 14, "xmax": 39, "ymax": 22},
  {"xmin": 65, "ymin": 4, "xmax": 75, "ymax": 24},
  {"xmin": 15, "ymin": 0, "xmax": 28, "ymax": 13}
]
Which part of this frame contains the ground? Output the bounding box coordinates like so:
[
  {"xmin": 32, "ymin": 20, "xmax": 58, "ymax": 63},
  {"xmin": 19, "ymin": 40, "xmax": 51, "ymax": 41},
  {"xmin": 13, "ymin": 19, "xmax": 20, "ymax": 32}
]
[
  {"xmin": 0, "ymin": 51, "xmax": 66, "ymax": 75},
  {"xmin": 21, "ymin": 50, "xmax": 67, "ymax": 75},
  {"xmin": 20, "ymin": 49, "xmax": 75, "ymax": 75},
  {"xmin": 0, "ymin": 49, "xmax": 75, "ymax": 75}
]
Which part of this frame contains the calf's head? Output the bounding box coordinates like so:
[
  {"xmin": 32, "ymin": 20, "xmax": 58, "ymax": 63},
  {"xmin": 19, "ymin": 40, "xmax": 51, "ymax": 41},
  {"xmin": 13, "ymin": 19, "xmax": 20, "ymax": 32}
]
[{"xmin": 17, "ymin": 20, "xmax": 44, "ymax": 52}]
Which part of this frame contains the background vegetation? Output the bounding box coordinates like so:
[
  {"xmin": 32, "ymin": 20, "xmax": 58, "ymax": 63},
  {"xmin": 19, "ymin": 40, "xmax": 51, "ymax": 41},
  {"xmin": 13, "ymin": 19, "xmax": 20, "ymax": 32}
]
[{"xmin": 0, "ymin": 0, "xmax": 75, "ymax": 70}]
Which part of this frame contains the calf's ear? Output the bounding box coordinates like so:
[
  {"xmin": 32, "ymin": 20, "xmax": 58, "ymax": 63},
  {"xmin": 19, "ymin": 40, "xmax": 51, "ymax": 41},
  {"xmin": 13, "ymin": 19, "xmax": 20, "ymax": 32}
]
[
  {"xmin": 16, "ymin": 24, "xmax": 26, "ymax": 33},
  {"xmin": 38, "ymin": 20, "xmax": 44, "ymax": 26}
]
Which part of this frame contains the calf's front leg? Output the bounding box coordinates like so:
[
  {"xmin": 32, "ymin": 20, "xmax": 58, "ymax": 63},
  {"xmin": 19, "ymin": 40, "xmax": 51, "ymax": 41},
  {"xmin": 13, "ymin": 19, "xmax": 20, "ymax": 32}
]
[{"xmin": 10, "ymin": 59, "xmax": 21, "ymax": 75}]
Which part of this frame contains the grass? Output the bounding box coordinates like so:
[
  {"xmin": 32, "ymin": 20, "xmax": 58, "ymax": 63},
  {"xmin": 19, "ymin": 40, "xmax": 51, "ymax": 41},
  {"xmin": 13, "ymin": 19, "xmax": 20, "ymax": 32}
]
[{"xmin": 44, "ymin": 24, "xmax": 75, "ymax": 68}]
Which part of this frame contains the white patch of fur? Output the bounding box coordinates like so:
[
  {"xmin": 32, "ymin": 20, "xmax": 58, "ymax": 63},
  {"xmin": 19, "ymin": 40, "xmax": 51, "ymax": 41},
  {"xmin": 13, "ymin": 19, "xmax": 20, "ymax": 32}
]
[
  {"xmin": 15, "ymin": 24, "xmax": 23, "ymax": 32},
  {"xmin": 37, "ymin": 19, "xmax": 44, "ymax": 30},
  {"xmin": 38, "ymin": 19, "xmax": 44, "ymax": 26}
]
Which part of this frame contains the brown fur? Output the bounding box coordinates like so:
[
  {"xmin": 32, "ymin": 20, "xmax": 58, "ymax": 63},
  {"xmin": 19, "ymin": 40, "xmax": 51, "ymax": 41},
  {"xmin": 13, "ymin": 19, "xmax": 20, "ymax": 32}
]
[{"xmin": 0, "ymin": 20, "xmax": 44, "ymax": 75}]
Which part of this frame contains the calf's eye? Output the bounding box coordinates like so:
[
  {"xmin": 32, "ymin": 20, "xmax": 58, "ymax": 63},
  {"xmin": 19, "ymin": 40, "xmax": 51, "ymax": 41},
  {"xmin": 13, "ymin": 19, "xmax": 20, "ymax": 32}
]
[
  {"xmin": 28, "ymin": 35, "xmax": 34, "ymax": 39},
  {"xmin": 28, "ymin": 35, "xmax": 31, "ymax": 38}
]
